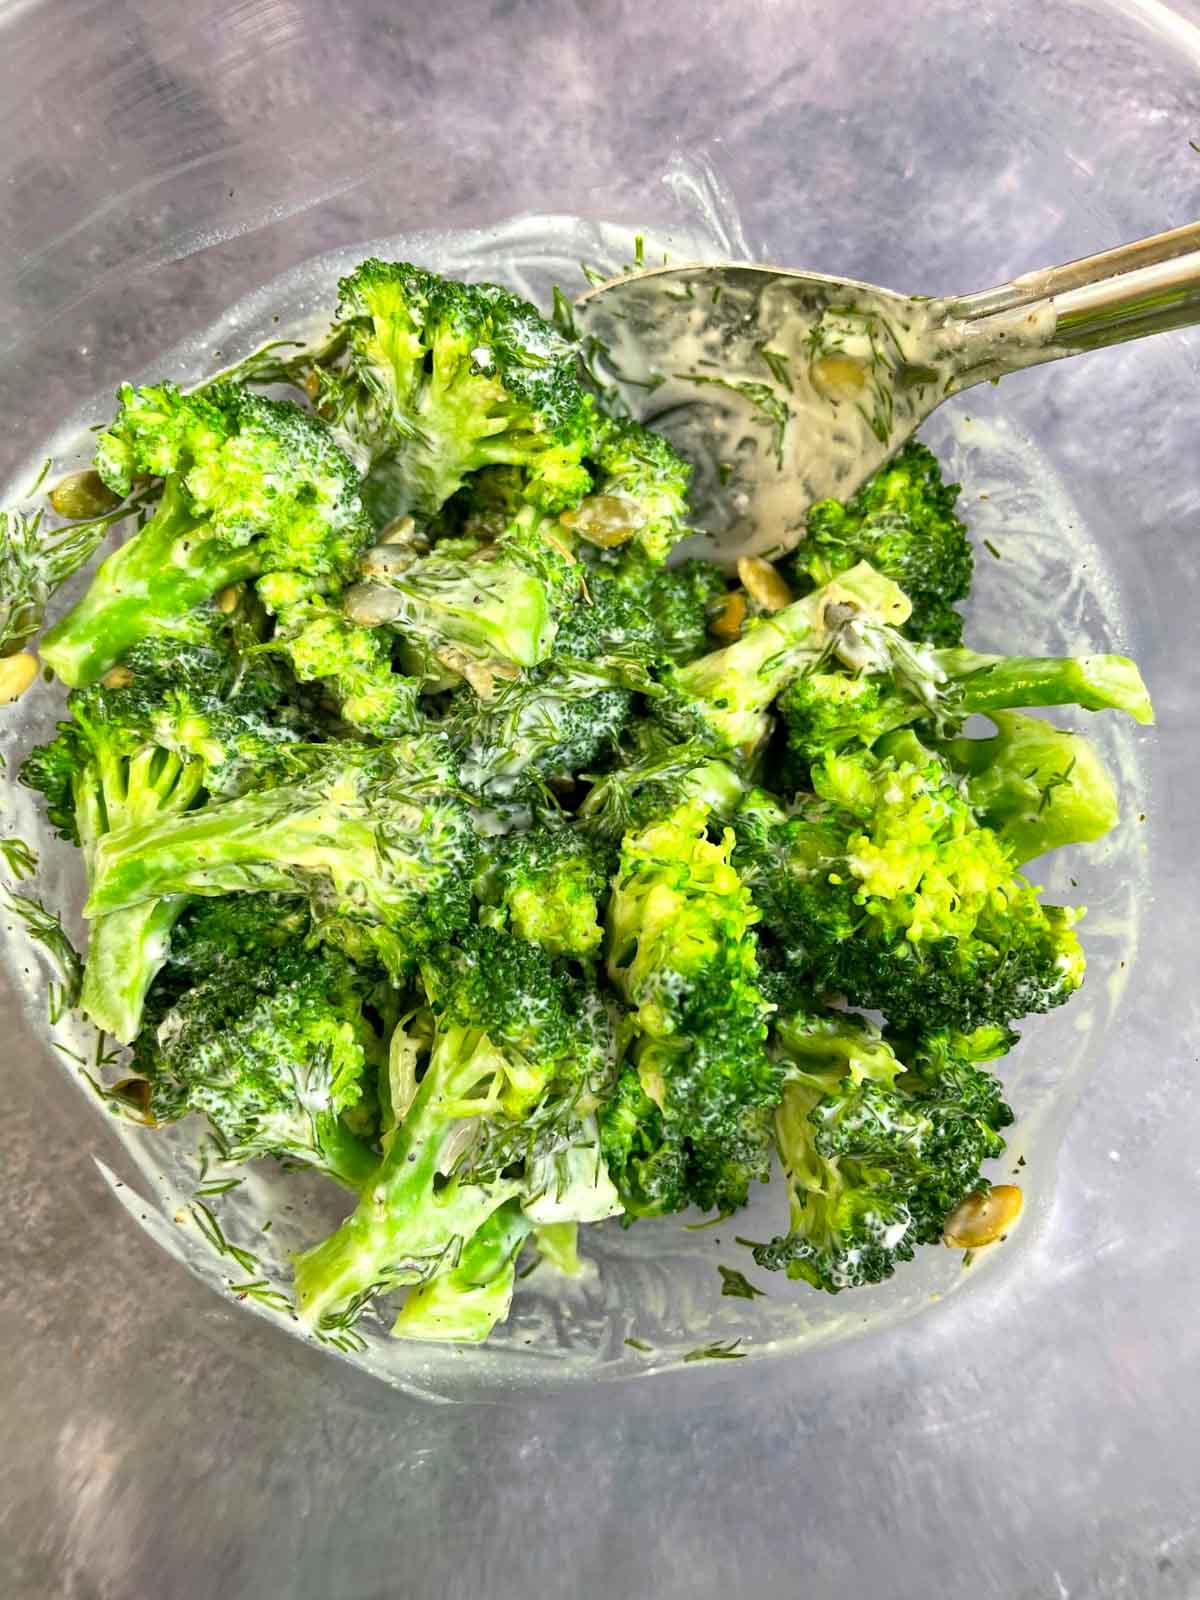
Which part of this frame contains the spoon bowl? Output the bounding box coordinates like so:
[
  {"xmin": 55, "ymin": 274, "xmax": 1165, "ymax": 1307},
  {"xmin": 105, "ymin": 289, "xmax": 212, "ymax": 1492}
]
[{"xmin": 574, "ymin": 225, "xmax": 1200, "ymax": 566}]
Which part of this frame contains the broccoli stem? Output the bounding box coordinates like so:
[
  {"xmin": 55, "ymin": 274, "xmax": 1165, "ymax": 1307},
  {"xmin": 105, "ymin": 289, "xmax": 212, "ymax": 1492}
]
[
  {"xmin": 316, "ymin": 1116, "xmax": 383, "ymax": 1193},
  {"xmin": 83, "ymin": 793, "xmax": 380, "ymax": 916},
  {"xmin": 390, "ymin": 1199, "xmax": 532, "ymax": 1343},
  {"xmin": 80, "ymin": 897, "xmax": 190, "ymax": 1044},
  {"xmin": 40, "ymin": 481, "xmax": 260, "ymax": 687},
  {"xmin": 532, "ymin": 1220, "xmax": 581, "ymax": 1276},
  {"xmin": 941, "ymin": 648, "xmax": 1154, "ymax": 724},
  {"xmin": 293, "ymin": 1024, "xmax": 524, "ymax": 1327},
  {"xmin": 941, "ymin": 710, "xmax": 1121, "ymax": 863},
  {"xmin": 673, "ymin": 561, "xmax": 910, "ymax": 749}
]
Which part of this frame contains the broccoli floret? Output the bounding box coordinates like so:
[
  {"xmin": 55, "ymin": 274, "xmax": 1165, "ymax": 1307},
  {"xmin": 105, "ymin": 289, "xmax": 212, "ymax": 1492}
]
[
  {"xmin": 256, "ymin": 578, "xmax": 421, "ymax": 737},
  {"xmin": 21, "ymin": 626, "xmax": 304, "ymax": 1041},
  {"xmin": 561, "ymin": 415, "xmax": 692, "ymax": 565},
  {"xmin": 481, "ymin": 824, "xmax": 608, "ymax": 959},
  {"xmin": 577, "ymin": 727, "xmax": 746, "ymax": 845},
  {"xmin": 134, "ymin": 942, "xmax": 383, "ymax": 1189},
  {"xmin": 644, "ymin": 559, "xmax": 729, "ymax": 663},
  {"xmin": 83, "ymin": 736, "xmax": 478, "ymax": 982},
  {"xmin": 940, "ymin": 711, "xmax": 1121, "ymax": 864},
  {"xmin": 600, "ymin": 800, "xmax": 780, "ymax": 1215},
  {"xmin": 658, "ymin": 561, "xmax": 911, "ymax": 755},
  {"xmin": 136, "ymin": 940, "xmax": 382, "ymax": 1196},
  {"xmin": 40, "ymin": 383, "xmax": 371, "ymax": 687},
  {"xmin": 552, "ymin": 572, "xmax": 663, "ymax": 662},
  {"xmin": 750, "ymin": 1008, "xmax": 1013, "ymax": 1291},
  {"xmin": 449, "ymin": 652, "xmax": 649, "ymax": 804},
  {"xmin": 734, "ymin": 742, "xmax": 1086, "ymax": 1033},
  {"xmin": 166, "ymin": 892, "xmax": 312, "ymax": 979},
  {"xmin": 777, "ymin": 624, "xmax": 1154, "ymax": 772},
  {"xmin": 793, "ymin": 440, "xmax": 973, "ymax": 646},
  {"xmin": 598, "ymin": 1065, "xmax": 690, "ymax": 1219},
  {"xmin": 348, "ymin": 506, "xmax": 582, "ymax": 672},
  {"xmin": 313, "ymin": 260, "xmax": 598, "ymax": 523},
  {"xmin": 292, "ymin": 927, "xmax": 617, "ymax": 1329}
]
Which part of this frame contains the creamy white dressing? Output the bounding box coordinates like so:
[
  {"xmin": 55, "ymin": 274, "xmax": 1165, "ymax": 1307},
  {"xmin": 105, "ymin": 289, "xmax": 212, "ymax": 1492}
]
[
  {"xmin": 0, "ymin": 161, "xmax": 1150, "ymax": 1396},
  {"xmin": 578, "ymin": 265, "xmax": 1063, "ymax": 564}
]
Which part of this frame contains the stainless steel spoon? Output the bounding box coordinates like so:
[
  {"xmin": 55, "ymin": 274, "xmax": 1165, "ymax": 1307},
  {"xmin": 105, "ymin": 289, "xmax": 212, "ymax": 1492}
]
[{"xmin": 573, "ymin": 222, "xmax": 1200, "ymax": 566}]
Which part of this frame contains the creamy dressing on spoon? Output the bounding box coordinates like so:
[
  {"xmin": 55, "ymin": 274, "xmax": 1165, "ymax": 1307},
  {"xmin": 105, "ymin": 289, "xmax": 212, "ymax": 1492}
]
[{"xmin": 578, "ymin": 264, "xmax": 1062, "ymax": 564}]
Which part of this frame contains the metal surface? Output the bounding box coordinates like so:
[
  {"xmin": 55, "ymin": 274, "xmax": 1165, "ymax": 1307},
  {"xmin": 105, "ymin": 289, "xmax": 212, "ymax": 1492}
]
[
  {"xmin": 575, "ymin": 226, "xmax": 1200, "ymax": 564},
  {"xmin": 1, "ymin": 0, "xmax": 1199, "ymax": 1596}
]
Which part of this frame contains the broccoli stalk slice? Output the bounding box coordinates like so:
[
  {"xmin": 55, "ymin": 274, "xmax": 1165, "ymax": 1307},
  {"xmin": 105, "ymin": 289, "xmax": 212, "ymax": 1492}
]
[
  {"xmin": 778, "ymin": 634, "xmax": 1153, "ymax": 771},
  {"xmin": 938, "ymin": 711, "xmax": 1121, "ymax": 864},
  {"xmin": 306, "ymin": 1116, "xmax": 381, "ymax": 1193},
  {"xmin": 390, "ymin": 1200, "xmax": 533, "ymax": 1344},
  {"xmin": 665, "ymin": 561, "xmax": 911, "ymax": 751},
  {"xmin": 40, "ymin": 481, "xmax": 256, "ymax": 687},
  {"xmin": 83, "ymin": 789, "xmax": 379, "ymax": 912},
  {"xmin": 292, "ymin": 1023, "xmax": 526, "ymax": 1328},
  {"xmin": 82, "ymin": 742, "xmax": 476, "ymax": 983},
  {"xmin": 941, "ymin": 648, "xmax": 1154, "ymax": 724},
  {"xmin": 80, "ymin": 896, "xmax": 190, "ymax": 1045},
  {"xmin": 531, "ymin": 1221, "xmax": 581, "ymax": 1276}
]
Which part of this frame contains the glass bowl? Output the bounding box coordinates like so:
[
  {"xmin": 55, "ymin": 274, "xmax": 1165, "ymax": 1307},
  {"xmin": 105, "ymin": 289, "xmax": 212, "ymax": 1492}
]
[{"xmin": 1, "ymin": 0, "xmax": 1197, "ymax": 1593}]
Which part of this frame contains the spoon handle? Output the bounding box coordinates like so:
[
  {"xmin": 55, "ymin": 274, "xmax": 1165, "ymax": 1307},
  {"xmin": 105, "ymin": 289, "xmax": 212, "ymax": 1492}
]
[
  {"xmin": 950, "ymin": 222, "xmax": 1200, "ymax": 319},
  {"xmin": 942, "ymin": 224, "xmax": 1200, "ymax": 384}
]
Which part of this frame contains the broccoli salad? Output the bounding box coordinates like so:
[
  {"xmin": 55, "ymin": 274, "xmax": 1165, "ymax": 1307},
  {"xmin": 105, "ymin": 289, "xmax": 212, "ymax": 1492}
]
[{"xmin": 0, "ymin": 259, "xmax": 1153, "ymax": 1345}]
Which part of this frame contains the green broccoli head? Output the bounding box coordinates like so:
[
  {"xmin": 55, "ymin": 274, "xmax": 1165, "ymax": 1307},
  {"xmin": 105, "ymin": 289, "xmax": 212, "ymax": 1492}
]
[
  {"xmin": 751, "ymin": 1008, "xmax": 1013, "ymax": 1291},
  {"xmin": 481, "ymin": 824, "xmax": 608, "ymax": 959},
  {"xmin": 643, "ymin": 559, "xmax": 729, "ymax": 663},
  {"xmin": 256, "ymin": 577, "xmax": 421, "ymax": 738},
  {"xmin": 294, "ymin": 927, "xmax": 618, "ymax": 1329},
  {"xmin": 794, "ymin": 440, "xmax": 973, "ymax": 647},
  {"xmin": 561, "ymin": 415, "xmax": 691, "ymax": 565},
  {"xmin": 734, "ymin": 741, "xmax": 1086, "ymax": 1034},
  {"xmin": 165, "ymin": 892, "xmax": 313, "ymax": 981},
  {"xmin": 41, "ymin": 381, "xmax": 371, "ymax": 687},
  {"xmin": 449, "ymin": 652, "xmax": 647, "ymax": 804},
  {"xmin": 19, "ymin": 620, "xmax": 312, "ymax": 1044},
  {"xmin": 598, "ymin": 1063, "xmax": 690, "ymax": 1218},
  {"xmin": 602, "ymin": 799, "xmax": 781, "ymax": 1215},
  {"xmin": 83, "ymin": 735, "xmax": 478, "ymax": 982},
  {"xmin": 552, "ymin": 571, "xmax": 664, "ymax": 663},
  {"xmin": 425, "ymin": 927, "xmax": 614, "ymax": 1122},
  {"xmin": 136, "ymin": 942, "xmax": 382, "ymax": 1189},
  {"xmin": 776, "ymin": 618, "xmax": 1154, "ymax": 774},
  {"xmin": 351, "ymin": 506, "xmax": 582, "ymax": 672},
  {"xmin": 778, "ymin": 669, "xmax": 916, "ymax": 775},
  {"xmin": 577, "ymin": 723, "xmax": 746, "ymax": 845},
  {"xmin": 323, "ymin": 260, "xmax": 599, "ymax": 522}
]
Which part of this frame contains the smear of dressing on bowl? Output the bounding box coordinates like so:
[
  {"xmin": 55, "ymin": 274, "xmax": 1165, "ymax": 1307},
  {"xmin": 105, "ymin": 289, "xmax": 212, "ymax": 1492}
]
[{"xmin": 0, "ymin": 156, "xmax": 1150, "ymax": 1399}]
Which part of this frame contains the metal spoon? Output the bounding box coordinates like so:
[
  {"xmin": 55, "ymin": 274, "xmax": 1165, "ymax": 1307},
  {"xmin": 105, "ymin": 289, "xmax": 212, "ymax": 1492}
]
[{"xmin": 573, "ymin": 222, "xmax": 1200, "ymax": 566}]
